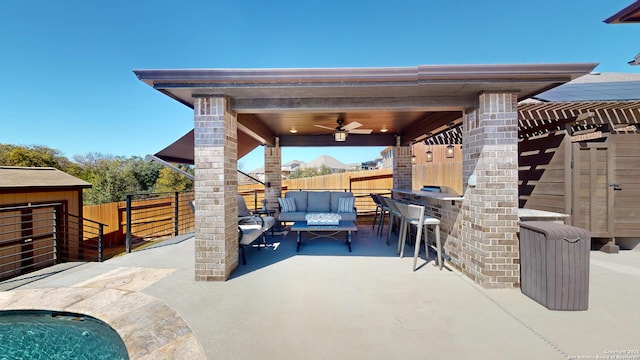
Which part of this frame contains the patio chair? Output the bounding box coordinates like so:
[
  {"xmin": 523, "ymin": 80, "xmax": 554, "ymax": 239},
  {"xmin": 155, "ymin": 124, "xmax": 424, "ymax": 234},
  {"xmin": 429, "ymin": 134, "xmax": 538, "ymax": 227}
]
[
  {"xmin": 237, "ymin": 195, "xmax": 276, "ymax": 241},
  {"xmin": 380, "ymin": 196, "xmax": 403, "ymax": 246},
  {"xmin": 238, "ymin": 226, "xmax": 263, "ymax": 265},
  {"xmin": 395, "ymin": 202, "xmax": 442, "ymax": 271},
  {"xmin": 370, "ymin": 194, "xmax": 384, "ymax": 232}
]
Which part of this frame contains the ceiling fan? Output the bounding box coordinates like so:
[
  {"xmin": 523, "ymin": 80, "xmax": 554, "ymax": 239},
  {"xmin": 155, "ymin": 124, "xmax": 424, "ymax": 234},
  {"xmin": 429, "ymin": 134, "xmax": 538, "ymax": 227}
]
[{"xmin": 314, "ymin": 117, "xmax": 373, "ymax": 142}]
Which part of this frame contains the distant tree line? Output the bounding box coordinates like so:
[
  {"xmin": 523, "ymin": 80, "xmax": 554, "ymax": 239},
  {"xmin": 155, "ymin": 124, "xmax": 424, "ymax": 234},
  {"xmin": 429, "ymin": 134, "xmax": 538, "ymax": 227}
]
[
  {"xmin": 288, "ymin": 164, "xmax": 339, "ymax": 179},
  {"xmin": 0, "ymin": 144, "xmax": 193, "ymax": 205}
]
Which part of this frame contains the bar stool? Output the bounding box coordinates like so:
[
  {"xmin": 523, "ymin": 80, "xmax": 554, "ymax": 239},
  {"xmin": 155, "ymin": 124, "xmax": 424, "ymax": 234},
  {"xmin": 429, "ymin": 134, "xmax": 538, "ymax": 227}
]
[
  {"xmin": 370, "ymin": 194, "xmax": 384, "ymax": 233},
  {"xmin": 380, "ymin": 196, "xmax": 403, "ymax": 246},
  {"xmin": 395, "ymin": 202, "xmax": 442, "ymax": 271},
  {"xmin": 374, "ymin": 194, "xmax": 391, "ymax": 237}
]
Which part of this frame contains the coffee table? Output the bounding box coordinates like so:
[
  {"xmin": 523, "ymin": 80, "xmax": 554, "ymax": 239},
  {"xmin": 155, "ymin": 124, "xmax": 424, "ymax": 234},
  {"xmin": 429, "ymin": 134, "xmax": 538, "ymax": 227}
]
[{"xmin": 291, "ymin": 221, "xmax": 357, "ymax": 252}]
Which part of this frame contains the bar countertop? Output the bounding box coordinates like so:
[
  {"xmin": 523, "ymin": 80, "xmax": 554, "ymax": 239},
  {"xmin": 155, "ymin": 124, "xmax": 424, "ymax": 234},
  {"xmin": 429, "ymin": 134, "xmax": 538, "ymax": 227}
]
[{"xmin": 392, "ymin": 189, "xmax": 464, "ymax": 202}]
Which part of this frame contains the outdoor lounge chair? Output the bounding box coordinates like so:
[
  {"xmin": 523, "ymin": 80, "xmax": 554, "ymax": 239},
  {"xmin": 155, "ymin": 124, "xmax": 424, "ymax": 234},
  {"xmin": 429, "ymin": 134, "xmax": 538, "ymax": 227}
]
[
  {"xmin": 237, "ymin": 195, "xmax": 276, "ymax": 264},
  {"xmin": 237, "ymin": 195, "xmax": 276, "ymax": 237}
]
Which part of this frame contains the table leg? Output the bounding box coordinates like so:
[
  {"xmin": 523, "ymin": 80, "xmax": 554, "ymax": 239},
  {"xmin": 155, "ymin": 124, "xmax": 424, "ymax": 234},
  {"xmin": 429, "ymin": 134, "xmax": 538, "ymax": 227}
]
[
  {"xmin": 296, "ymin": 231, "xmax": 301, "ymax": 252},
  {"xmin": 347, "ymin": 231, "xmax": 352, "ymax": 252}
]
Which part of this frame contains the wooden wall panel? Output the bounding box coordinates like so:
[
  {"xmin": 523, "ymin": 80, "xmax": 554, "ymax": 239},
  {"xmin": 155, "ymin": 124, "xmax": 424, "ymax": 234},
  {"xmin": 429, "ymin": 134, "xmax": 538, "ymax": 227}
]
[
  {"xmin": 520, "ymin": 132, "xmax": 567, "ymax": 213},
  {"xmin": 612, "ymin": 134, "xmax": 640, "ymax": 237}
]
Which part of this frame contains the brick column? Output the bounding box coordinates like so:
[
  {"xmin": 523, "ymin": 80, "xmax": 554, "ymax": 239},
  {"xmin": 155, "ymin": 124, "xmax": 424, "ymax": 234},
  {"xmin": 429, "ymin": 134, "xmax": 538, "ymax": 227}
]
[
  {"xmin": 194, "ymin": 96, "xmax": 238, "ymax": 281},
  {"xmin": 460, "ymin": 92, "xmax": 520, "ymax": 288},
  {"xmin": 393, "ymin": 144, "xmax": 412, "ymax": 190},
  {"xmin": 264, "ymin": 138, "xmax": 282, "ymax": 213}
]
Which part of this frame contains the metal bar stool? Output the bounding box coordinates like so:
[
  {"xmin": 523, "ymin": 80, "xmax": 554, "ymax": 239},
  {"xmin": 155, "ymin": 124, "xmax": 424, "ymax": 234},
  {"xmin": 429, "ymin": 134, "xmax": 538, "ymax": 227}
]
[
  {"xmin": 380, "ymin": 196, "xmax": 403, "ymax": 246},
  {"xmin": 395, "ymin": 202, "xmax": 442, "ymax": 271},
  {"xmin": 370, "ymin": 193, "xmax": 384, "ymax": 232}
]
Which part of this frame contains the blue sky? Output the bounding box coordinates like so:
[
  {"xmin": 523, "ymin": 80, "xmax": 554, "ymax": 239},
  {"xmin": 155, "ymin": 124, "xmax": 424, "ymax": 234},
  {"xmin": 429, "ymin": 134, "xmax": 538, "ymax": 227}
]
[{"xmin": 1, "ymin": 0, "xmax": 638, "ymax": 172}]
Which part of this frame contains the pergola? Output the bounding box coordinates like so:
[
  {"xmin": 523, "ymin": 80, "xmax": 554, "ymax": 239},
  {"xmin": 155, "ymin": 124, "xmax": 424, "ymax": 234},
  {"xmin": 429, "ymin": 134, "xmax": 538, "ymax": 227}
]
[{"xmin": 135, "ymin": 63, "xmax": 596, "ymax": 286}]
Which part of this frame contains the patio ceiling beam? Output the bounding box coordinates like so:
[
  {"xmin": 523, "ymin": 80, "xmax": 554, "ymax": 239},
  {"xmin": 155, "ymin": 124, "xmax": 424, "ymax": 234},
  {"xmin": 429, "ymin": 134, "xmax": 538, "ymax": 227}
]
[
  {"xmin": 279, "ymin": 134, "xmax": 396, "ymax": 147},
  {"xmin": 229, "ymin": 97, "xmax": 473, "ymax": 113},
  {"xmin": 402, "ymin": 111, "xmax": 462, "ymax": 143},
  {"xmin": 237, "ymin": 114, "xmax": 275, "ymax": 146}
]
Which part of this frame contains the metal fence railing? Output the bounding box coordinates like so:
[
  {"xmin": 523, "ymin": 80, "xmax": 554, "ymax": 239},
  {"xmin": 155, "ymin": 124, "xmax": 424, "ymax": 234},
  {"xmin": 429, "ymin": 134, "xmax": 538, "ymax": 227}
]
[
  {"xmin": 0, "ymin": 203, "xmax": 106, "ymax": 282},
  {"xmin": 124, "ymin": 191, "xmax": 195, "ymax": 253}
]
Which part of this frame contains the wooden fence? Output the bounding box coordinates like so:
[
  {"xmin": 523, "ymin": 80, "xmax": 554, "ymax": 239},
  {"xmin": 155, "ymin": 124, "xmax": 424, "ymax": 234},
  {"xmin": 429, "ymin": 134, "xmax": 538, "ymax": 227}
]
[
  {"xmin": 83, "ymin": 192, "xmax": 194, "ymax": 248},
  {"xmin": 239, "ymin": 164, "xmax": 463, "ymax": 214}
]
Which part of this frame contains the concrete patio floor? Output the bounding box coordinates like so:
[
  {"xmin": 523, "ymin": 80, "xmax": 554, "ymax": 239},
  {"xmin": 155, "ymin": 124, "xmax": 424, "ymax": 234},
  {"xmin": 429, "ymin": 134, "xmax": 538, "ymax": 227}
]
[{"xmin": 1, "ymin": 226, "xmax": 639, "ymax": 359}]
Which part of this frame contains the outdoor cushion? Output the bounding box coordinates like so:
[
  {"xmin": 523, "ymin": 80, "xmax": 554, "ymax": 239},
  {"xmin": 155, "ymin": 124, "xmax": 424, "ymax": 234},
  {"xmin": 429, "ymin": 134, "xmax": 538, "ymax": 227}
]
[
  {"xmin": 278, "ymin": 197, "xmax": 296, "ymax": 212},
  {"xmin": 330, "ymin": 192, "xmax": 353, "ymax": 212},
  {"xmin": 277, "ymin": 211, "xmax": 308, "ymax": 222},
  {"xmin": 337, "ymin": 197, "xmax": 355, "ymax": 213},
  {"xmin": 285, "ymin": 191, "xmax": 308, "ymax": 212},
  {"xmin": 237, "ymin": 195, "xmax": 252, "ymax": 217},
  {"xmin": 307, "ymin": 191, "xmax": 331, "ymax": 212}
]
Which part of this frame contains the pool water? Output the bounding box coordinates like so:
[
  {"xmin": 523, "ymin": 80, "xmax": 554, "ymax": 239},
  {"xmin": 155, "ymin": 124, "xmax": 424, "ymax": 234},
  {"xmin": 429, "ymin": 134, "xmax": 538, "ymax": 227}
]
[{"xmin": 0, "ymin": 310, "xmax": 128, "ymax": 360}]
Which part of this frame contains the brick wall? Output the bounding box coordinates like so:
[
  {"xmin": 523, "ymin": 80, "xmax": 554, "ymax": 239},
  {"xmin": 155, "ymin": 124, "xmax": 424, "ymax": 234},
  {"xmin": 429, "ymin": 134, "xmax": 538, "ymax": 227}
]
[
  {"xmin": 393, "ymin": 145, "xmax": 412, "ymax": 190},
  {"xmin": 459, "ymin": 92, "xmax": 520, "ymax": 288},
  {"xmin": 264, "ymin": 142, "xmax": 282, "ymax": 213},
  {"xmin": 194, "ymin": 96, "xmax": 238, "ymax": 281}
]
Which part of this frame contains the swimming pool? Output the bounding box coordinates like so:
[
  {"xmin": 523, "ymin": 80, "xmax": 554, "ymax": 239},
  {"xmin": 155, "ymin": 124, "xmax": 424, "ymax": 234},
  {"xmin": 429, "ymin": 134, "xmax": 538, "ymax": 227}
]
[{"xmin": 0, "ymin": 310, "xmax": 129, "ymax": 359}]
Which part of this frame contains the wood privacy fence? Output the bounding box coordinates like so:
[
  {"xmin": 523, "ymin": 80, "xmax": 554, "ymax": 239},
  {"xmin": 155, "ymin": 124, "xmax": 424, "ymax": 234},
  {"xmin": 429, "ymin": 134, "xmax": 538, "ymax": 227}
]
[
  {"xmin": 83, "ymin": 191, "xmax": 194, "ymax": 249},
  {"xmin": 82, "ymin": 164, "xmax": 462, "ymax": 247},
  {"xmin": 239, "ymin": 164, "xmax": 463, "ymax": 214}
]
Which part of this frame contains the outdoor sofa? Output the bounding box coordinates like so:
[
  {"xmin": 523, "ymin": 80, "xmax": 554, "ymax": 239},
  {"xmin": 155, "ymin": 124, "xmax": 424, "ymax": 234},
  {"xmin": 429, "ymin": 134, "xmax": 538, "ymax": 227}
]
[{"xmin": 278, "ymin": 191, "xmax": 357, "ymax": 223}]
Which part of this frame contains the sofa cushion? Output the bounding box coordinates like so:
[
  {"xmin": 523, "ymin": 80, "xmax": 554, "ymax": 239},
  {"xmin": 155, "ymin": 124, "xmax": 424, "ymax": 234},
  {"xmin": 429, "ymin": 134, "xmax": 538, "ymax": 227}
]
[
  {"xmin": 307, "ymin": 192, "xmax": 331, "ymax": 212},
  {"xmin": 330, "ymin": 192, "xmax": 353, "ymax": 212},
  {"xmin": 237, "ymin": 195, "xmax": 252, "ymax": 217},
  {"xmin": 337, "ymin": 197, "xmax": 355, "ymax": 213},
  {"xmin": 278, "ymin": 197, "xmax": 296, "ymax": 212},
  {"xmin": 285, "ymin": 192, "xmax": 308, "ymax": 212},
  {"xmin": 336, "ymin": 212, "xmax": 357, "ymax": 222},
  {"xmin": 278, "ymin": 211, "xmax": 308, "ymax": 222}
]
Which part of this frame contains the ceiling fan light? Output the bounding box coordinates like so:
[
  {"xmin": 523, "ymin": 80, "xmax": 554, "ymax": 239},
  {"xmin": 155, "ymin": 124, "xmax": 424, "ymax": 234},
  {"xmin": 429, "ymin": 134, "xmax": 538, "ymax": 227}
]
[
  {"xmin": 334, "ymin": 130, "xmax": 347, "ymax": 142},
  {"xmin": 380, "ymin": 126, "xmax": 388, "ymax": 133},
  {"xmin": 289, "ymin": 126, "xmax": 298, "ymax": 134}
]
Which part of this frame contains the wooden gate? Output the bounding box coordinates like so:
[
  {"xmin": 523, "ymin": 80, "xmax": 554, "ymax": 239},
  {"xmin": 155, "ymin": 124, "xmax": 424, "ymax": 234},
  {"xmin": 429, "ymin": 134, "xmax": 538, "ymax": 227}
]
[{"xmin": 571, "ymin": 142, "xmax": 614, "ymax": 238}]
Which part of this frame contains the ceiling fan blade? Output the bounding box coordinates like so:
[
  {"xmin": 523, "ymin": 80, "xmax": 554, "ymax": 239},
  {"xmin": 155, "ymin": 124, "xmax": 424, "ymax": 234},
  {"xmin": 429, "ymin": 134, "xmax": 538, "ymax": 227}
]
[
  {"xmin": 342, "ymin": 121, "xmax": 363, "ymax": 131},
  {"xmin": 348, "ymin": 128, "xmax": 373, "ymax": 134},
  {"xmin": 313, "ymin": 124, "xmax": 336, "ymax": 131}
]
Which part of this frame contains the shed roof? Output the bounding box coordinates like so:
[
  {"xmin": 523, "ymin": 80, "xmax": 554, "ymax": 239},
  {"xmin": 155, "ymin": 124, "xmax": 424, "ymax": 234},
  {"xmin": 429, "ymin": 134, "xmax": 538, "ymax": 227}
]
[{"xmin": 0, "ymin": 167, "xmax": 91, "ymax": 189}]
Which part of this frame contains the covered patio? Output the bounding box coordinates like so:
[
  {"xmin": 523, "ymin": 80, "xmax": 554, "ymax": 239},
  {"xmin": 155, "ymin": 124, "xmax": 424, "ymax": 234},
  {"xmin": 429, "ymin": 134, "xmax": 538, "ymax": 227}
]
[
  {"xmin": 134, "ymin": 63, "xmax": 597, "ymax": 286},
  {"xmin": 3, "ymin": 226, "xmax": 639, "ymax": 359}
]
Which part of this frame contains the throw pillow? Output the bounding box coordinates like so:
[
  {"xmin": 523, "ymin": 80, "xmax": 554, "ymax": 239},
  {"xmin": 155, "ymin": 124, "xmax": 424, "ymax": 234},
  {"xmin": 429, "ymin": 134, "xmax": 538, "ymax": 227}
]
[
  {"xmin": 337, "ymin": 197, "xmax": 354, "ymax": 212},
  {"xmin": 278, "ymin": 197, "xmax": 296, "ymax": 212}
]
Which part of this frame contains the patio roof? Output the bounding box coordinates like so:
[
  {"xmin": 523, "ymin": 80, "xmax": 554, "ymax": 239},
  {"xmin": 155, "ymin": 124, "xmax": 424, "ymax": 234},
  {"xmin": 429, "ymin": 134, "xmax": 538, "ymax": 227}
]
[
  {"xmin": 135, "ymin": 63, "xmax": 596, "ymax": 163},
  {"xmin": 604, "ymin": 0, "xmax": 640, "ymax": 23}
]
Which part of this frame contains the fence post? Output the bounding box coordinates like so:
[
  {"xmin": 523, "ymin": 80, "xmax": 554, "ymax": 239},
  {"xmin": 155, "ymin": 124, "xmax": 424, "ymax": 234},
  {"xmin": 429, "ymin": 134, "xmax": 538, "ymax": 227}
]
[
  {"xmin": 126, "ymin": 194, "xmax": 132, "ymax": 253},
  {"xmin": 52, "ymin": 206, "xmax": 58, "ymax": 264},
  {"xmin": 174, "ymin": 192, "xmax": 179, "ymax": 237},
  {"xmin": 253, "ymin": 189, "xmax": 258, "ymax": 210},
  {"xmin": 98, "ymin": 224, "xmax": 104, "ymax": 262}
]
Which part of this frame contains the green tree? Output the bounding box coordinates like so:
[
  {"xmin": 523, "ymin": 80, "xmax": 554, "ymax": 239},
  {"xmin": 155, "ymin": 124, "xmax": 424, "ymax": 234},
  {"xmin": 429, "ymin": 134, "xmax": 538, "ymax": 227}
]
[
  {"xmin": 0, "ymin": 144, "xmax": 67, "ymax": 169},
  {"xmin": 154, "ymin": 165, "xmax": 194, "ymax": 193},
  {"xmin": 288, "ymin": 165, "xmax": 334, "ymax": 179},
  {"xmin": 83, "ymin": 157, "xmax": 137, "ymax": 204}
]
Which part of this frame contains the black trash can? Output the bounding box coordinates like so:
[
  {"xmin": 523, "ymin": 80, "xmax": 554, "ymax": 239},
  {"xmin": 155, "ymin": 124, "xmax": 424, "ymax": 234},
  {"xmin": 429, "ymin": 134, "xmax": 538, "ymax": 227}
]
[{"xmin": 518, "ymin": 221, "xmax": 590, "ymax": 311}]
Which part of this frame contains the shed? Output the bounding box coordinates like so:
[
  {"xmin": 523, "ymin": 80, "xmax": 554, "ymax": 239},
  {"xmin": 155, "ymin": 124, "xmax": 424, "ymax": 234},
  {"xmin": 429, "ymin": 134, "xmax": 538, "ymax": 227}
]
[
  {"xmin": 0, "ymin": 166, "xmax": 91, "ymax": 279},
  {"xmin": 517, "ymin": 73, "xmax": 640, "ymax": 252}
]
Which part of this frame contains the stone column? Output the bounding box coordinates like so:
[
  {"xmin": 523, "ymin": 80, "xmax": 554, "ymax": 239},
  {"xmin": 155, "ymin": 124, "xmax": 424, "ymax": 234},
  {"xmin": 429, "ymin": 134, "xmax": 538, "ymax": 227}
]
[
  {"xmin": 460, "ymin": 92, "xmax": 520, "ymax": 288},
  {"xmin": 194, "ymin": 96, "xmax": 238, "ymax": 281},
  {"xmin": 392, "ymin": 142, "xmax": 413, "ymax": 191},
  {"xmin": 264, "ymin": 138, "xmax": 282, "ymax": 213}
]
